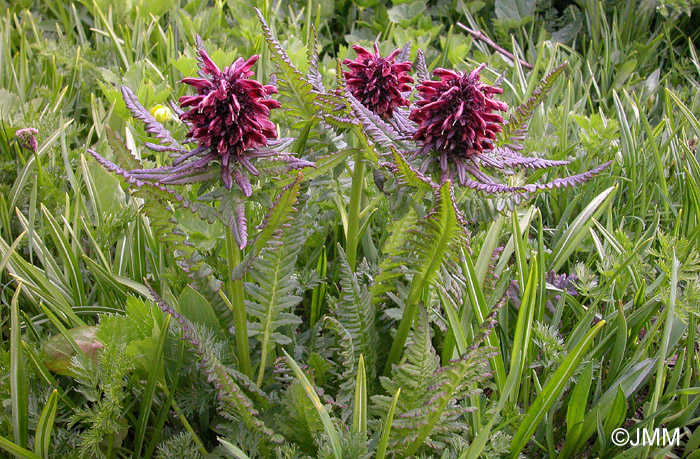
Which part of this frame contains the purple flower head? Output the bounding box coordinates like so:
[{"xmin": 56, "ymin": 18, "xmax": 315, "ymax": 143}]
[
  {"xmin": 343, "ymin": 43, "xmax": 413, "ymax": 120},
  {"xmin": 178, "ymin": 48, "xmax": 281, "ymax": 191},
  {"xmin": 409, "ymin": 64, "xmax": 508, "ymax": 184},
  {"xmin": 15, "ymin": 127, "xmax": 39, "ymax": 152}
]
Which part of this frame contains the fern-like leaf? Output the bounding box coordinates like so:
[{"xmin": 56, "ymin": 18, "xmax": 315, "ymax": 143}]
[
  {"xmin": 520, "ymin": 160, "xmax": 613, "ymax": 192},
  {"xmin": 148, "ymin": 285, "xmax": 282, "ymax": 443},
  {"xmin": 256, "ymin": 8, "xmax": 320, "ymax": 121},
  {"xmin": 322, "ymin": 316, "xmax": 356, "ymax": 417},
  {"xmin": 88, "ymin": 148, "xmax": 223, "ymax": 291},
  {"xmin": 328, "ymin": 246, "xmax": 379, "ymax": 385},
  {"xmin": 385, "ymin": 181, "xmax": 468, "ymax": 373},
  {"xmin": 490, "ymin": 147, "xmax": 571, "ymax": 169},
  {"xmin": 497, "ymin": 62, "xmax": 567, "ymax": 149},
  {"xmin": 346, "ymin": 92, "xmax": 407, "ymax": 151},
  {"xmin": 401, "ymin": 309, "xmax": 497, "ymax": 457},
  {"xmin": 372, "ymin": 306, "xmax": 495, "ymax": 457},
  {"xmin": 106, "ymin": 127, "xmax": 143, "ymax": 170},
  {"xmin": 397, "ymin": 41, "xmax": 412, "ymax": 64},
  {"xmin": 276, "ymin": 149, "xmax": 357, "ymax": 188},
  {"xmin": 231, "ymin": 175, "xmax": 303, "ymax": 280},
  {"xmin": 381, "ymin": 148, "xmax": 436, "ymax": 194},
  {"xmin": 256, "ymin": 173, "xmax": 302, "ymax": 249},
  {"xmin": 306, "ymin": 25, "xmax": 324, "ymax": 93},
  {"xmin": 415, "ymin": 50, "xmax": 429, "ymax": 83},
  {"xmin": 121, "ymin": 86, "xmax": 181, "ymax": 148},
  {"xmin": 220, "ymin": 194, "xmax": 248, "ymax": 249},
  {"xmin": 246, "ymin": 222, "xmax": 304, "ymax": 384},
  {"xmin": 370, "ymin": 207, "xmax": 418, "ymax": 307}
]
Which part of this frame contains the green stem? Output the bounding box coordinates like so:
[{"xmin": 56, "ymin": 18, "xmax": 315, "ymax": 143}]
[
  {"xmin": 226, "ymin": 229, "xmax": 252, "ymax": 378},
  {"xmin": 170, "ymin": 396, "xmax": 208, "ymax": 457},
  {"xmin": 346, "ymin": 144, "xmax": 365, "ymax": 271},
  {"xmin": 384, "ymin": 283, "xmax": 427, "ymax": 376},
  {"xmin": 106, "ymin": 433, "xmax": 114, "ymax": 459}
]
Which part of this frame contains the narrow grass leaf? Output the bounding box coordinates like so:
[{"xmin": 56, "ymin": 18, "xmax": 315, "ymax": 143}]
[
  {"xmin": 218, "ymin": 439, "xmax": 251, "ymax": 459},
  {"xmin": 282, "ymin": 349, "xmax": 342, "ymax": 459},
  {"xmin": 40, "ymin": 204, "xmax": 86, "ymax": 306},
  {"xmin": 438, "ymin": 287, "xmax": 468, "ymax": 354},
  {"xmin": 549, "ymin": 185, "xmax": 618, "ymax": 271},
  {"xmin": 567, "ymin": 361, "xmax": 593, "ymax": 437},
  {"xmin": 376, "ymin": 388, "xmax": 401, "ymax": 459},
  {"xmin": 0, "ymin": 437, "xmax": 42, "ymax": 459},
  {"xmin": 10, "ymin": 285, "xmax": 28, "ymax": 448},
  {"xmin": 34, "ymin": 389, "xmax": 58, "ymax": 458},
  {"xmin": 134, "ymin": 315, "xmax": 171, "ymax": 458},
  {"xmin": 510, "ymin": 320, "xmax": 606, "ymax": 458},
  {"xmin": 352, "ymin": 354, "xmax": 367, "ymax": 434},
  {"xmin": 460, "ymin": 249, "xmax": 507, "ymax": 393},
  {"xmin": 0, "ymin": 231, "xmax": 25, "ymax": 274}
]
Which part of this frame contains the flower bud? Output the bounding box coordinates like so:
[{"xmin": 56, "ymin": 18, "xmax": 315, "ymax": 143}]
[
  {"xmin": 43, "ymin": 326, "xmax": 103, "ymax": 377},
  {"xmin": 150, "ymin": 104, "xmax": 173, "ymax": 123}
]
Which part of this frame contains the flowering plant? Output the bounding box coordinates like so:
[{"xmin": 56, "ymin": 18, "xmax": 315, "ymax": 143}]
[{"xmin": 82, "ymin": 10, "xmax": 612, "ymax": 458}]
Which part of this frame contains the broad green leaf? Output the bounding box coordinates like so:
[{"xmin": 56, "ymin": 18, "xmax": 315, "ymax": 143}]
[
  {"xmin": 495, "ymin": 0, "xmax": 535, "ymax": 23},
  {"xmin": 43, "ymin": 326, "xmax": 102, "ymax": 377},
  {"xmin": 177, "ymin": 286, "xmax": 220, "ymax": 331}
]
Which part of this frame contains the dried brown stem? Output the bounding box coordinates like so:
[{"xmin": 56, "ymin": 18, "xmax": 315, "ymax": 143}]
[{"xmin": 456, "ymin": 22, "xmax": 534, "ymax": 70}]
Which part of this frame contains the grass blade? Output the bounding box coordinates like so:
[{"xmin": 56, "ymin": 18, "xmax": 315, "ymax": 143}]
[
  {"xmin": 218, "ymin": 438, "xmax": 251, "ymax": 459},
  {"xmin": 0, "ymin": 231, "xmax": 25, "ymax": 274},
  {"xmin": 34, "ymin": 389, "xmax": 58, "ymax": 458},
  {"xmin": 352, "ymin": 354, "xmax": 367, "ymax": 435},
  {"xmin": 282, "ymin": 349, "xmax": 342, "ymax": 459},
  {"xmin": 510, "ymin": 320, "xmax": 606, "ymax": 458},
  {"xmin": 376, "ymin": 388, "xmax": 401, "ymax": 459},
  {"xmin": 40, "ymin": 204, "xmax": 85, "ymax": 306},
  {"xmin": 134, "ymin": 315, "xmax": 171, "ymax": 458},
  {"xmin": 10, "ymin": 284, "xmax": 28, "ymax": 449},
  {"xmin": 0, "ymin": 437, "xmax": 42, "ymax": 459},
  {"xmin": 642, "ymin": 251, "xmax": 678, "ymax": 458},
  {"xmin": 508, "ymin": 251, "xmax": 538, "ymax": 402},
  {"xmin": 460, "ymin": 249, "xmax": 507, "ymax": 393},
  {"xmin": 549, "ymin": 185, "xmax": 618, "ymax": 271}
]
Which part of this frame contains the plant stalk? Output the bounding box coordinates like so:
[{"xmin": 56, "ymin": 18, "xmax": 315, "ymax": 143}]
[
  {"xmin": 226, "ymin": 228, "xmax": 252, "ymax": 379},
  {"xmin": 170, "ymin": 396, "xmax": 208, "ymax": 457},
  {"xmin": 346, "ymin": 144, "xmax": 365, "ymax": 271}
]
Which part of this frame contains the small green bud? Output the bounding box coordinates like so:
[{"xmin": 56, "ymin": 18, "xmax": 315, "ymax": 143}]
[{"xmin": 150, "ymin": 104, "xmax": 172, "ymax": 123}]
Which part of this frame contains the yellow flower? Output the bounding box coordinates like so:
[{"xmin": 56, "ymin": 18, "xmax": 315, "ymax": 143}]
[{"xmin": 150, "ymin": 104, "xmax": 172, "ymax": 123}]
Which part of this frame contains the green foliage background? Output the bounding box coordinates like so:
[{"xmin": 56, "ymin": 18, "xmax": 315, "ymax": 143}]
[{"xmin": 0, "ymin": 0, "xmax": 699, "ymax": 458}]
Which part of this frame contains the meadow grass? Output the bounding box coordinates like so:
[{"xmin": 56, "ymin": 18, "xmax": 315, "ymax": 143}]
[{"xmin": 0, "ymin": 0, "xmax": 699, "ymax": 458}]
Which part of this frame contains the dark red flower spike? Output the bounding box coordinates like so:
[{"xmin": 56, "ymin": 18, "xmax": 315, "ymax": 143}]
[{"xmin": 343, "ymin": 43, "xmax": 413, "ymax": 120}]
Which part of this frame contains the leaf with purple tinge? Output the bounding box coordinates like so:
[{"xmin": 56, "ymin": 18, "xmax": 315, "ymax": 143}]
[{"xmin": 121, "ymin": 86, "xmax": 181, "ymax": 148}]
